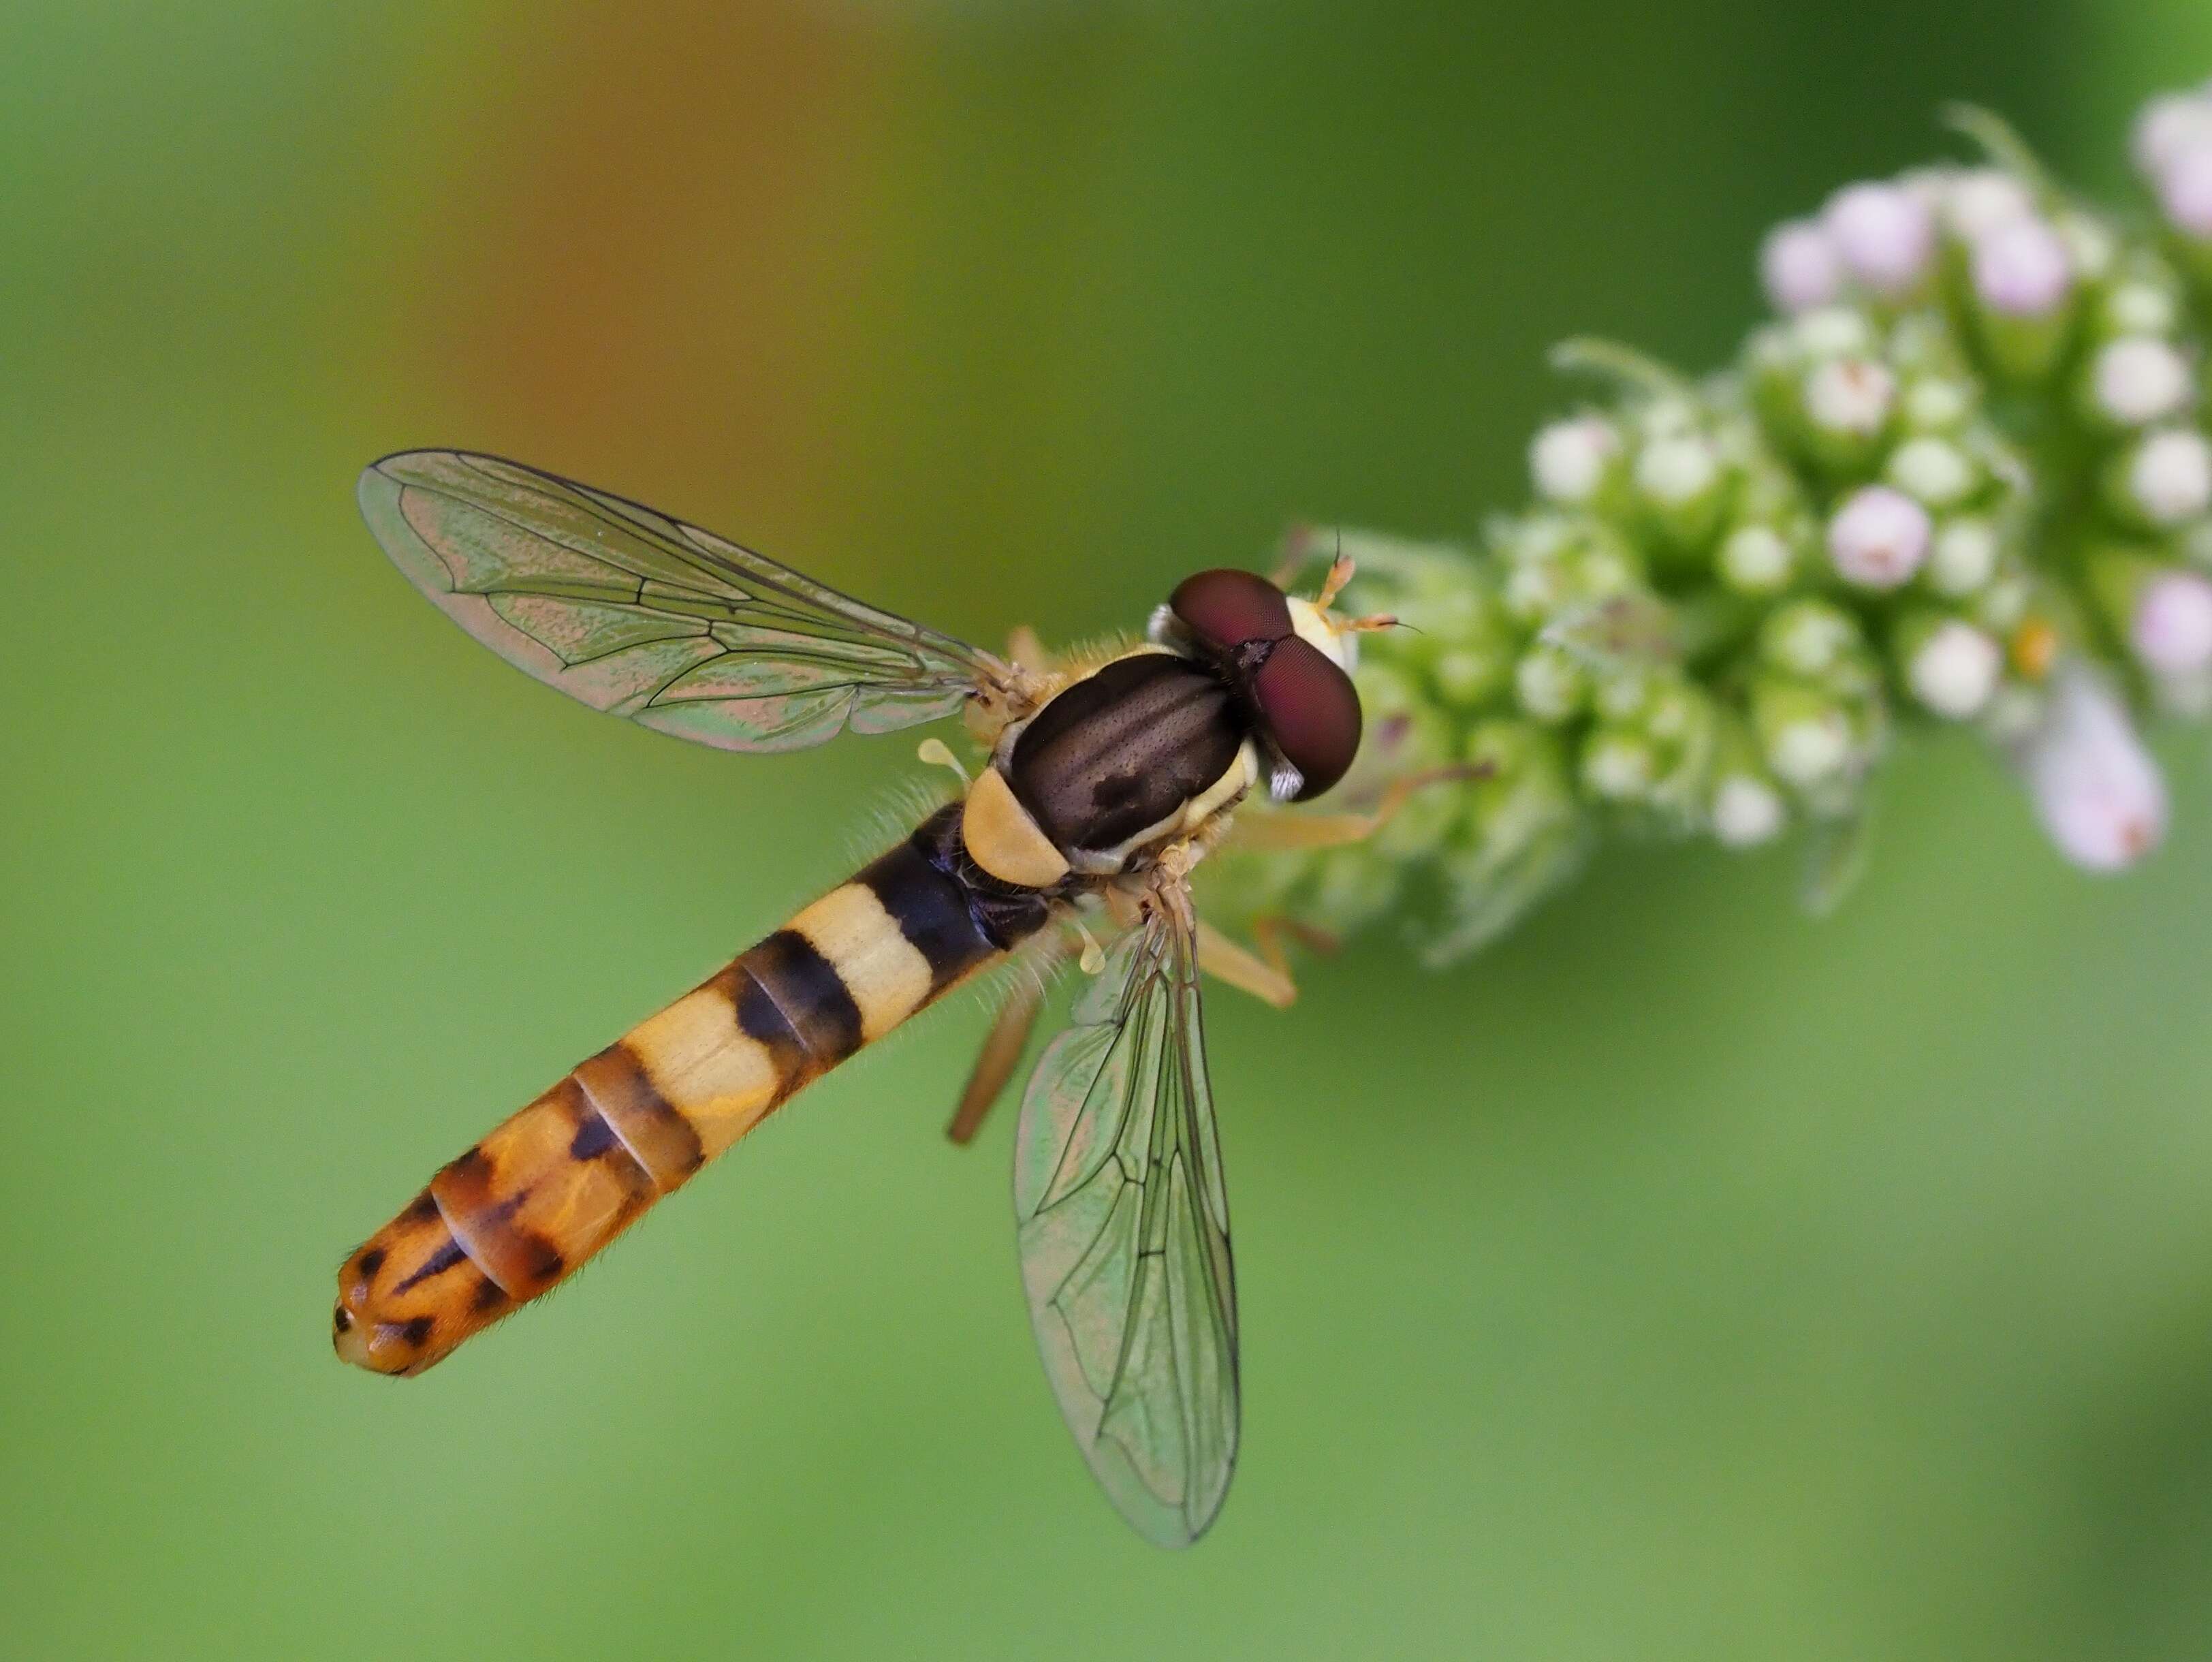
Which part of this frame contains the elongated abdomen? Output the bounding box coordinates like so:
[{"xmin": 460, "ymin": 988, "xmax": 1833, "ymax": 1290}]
[{"xmin": 334, "ymin": 806, "xmax": 1049, "ymax": 1375}]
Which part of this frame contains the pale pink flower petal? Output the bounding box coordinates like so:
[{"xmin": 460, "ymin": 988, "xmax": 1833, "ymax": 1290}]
[{"xmin": 2021, "ymin": 667, "xmax": 2168, "ymax": 871}]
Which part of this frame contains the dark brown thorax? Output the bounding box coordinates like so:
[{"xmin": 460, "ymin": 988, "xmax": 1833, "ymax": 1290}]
[{"xmin": 1005, "ymin": 653, "xmax": 1248, "ymax": 857}]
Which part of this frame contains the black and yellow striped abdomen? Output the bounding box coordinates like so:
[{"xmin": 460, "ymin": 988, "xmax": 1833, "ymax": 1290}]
[{"xmin": 334, "ymin": 805, "xmax": 1053, "ymax": 1375}]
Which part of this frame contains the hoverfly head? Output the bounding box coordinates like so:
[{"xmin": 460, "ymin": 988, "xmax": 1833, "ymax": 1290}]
[{"xmin": 1155, "ymin": 565, "xmax": 1366, "ymax": 803}]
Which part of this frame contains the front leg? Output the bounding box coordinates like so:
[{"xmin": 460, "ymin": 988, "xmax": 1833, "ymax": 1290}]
[{"xmin": 1221, "ymin": 763, "xmax": 1485, "ymax": 853}]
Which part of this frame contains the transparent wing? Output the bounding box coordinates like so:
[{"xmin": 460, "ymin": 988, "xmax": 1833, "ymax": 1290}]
[
  {"xmin": 1013, "ymin": 896, "xmax": 1238, "ymax": 1548},
  {"xmin": 358, "ymin": 450, "xmax": 1017, "ymax": 752}
]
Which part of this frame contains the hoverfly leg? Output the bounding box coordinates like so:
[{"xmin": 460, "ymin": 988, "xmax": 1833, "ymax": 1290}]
[
  {"xmin": 1254, "ymin": 913, "xmax": 1340, "ymax": 966},
  {"xmin": 1221, "ymin": 762, "xmax": 1487, "ymax": 853},
  {"xmin": 1312, "ymin": 550, "xmax": 1356, "ymax": 611},
  {"xmin": 946, "ymin": 930, "xmax": 1073, "ymax": 1145},
  {"xmin": 946, "ymin": 977, "xmax": 1046, "ymax": 1145},
  {"xmin": 1194, "ymin": 918, "xmax": 1298, "ymax": 1009}
]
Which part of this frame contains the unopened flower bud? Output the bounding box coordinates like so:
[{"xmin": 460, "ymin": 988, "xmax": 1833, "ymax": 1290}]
[
  {"xmin": 1886, "ymin": 435, "xmax": 1980, "ymax": 509},
  {"xmin": 1966, "ymin": 216, "xmax": 2078, "ymax": 383},
  {"xmin": 1902, "ymin": 377, "xmax": 1973, "ymax": 432},
  {"xmin": 1718, "ymin": 523, "xmax": 1795, "ymax": 594},
  {"xmin": 2102, "ymin": 281, "xmax": 2181, "ymax": 337},
  {"xmin": 2111, "ymin": 428, "xmax": 2212, "ymax": 529},
  {"xmin": 1803, "ymin": 357, "xmax": 1895, "ymax": 437},
  {"xmin": 1902, "ymin": 616, "xmax": 2003, "ymax": 718},
  {"xmin": 1944, "ymin": 168, "xmax": 2036, "ymax": 242},
  {"xmin": 2156, "ymin": 142, "xmax": 2212, "ymax": 240},
  {"xmin": 1972, "ymin": 217, "xmax": 2073, "ymax": 316},
  {"xmin": 1630, "ymin": 433, "xmax": 1730, "ymax": 555},
  {"xmin": 1754, "ymin": 680, "xmax": 1856, "ymax": 789},
  {"xmin": 1791, "ymin": 306, "xmax": 1877, "ymax": 360},
  {"xmin": 2019, "ymin": 666, "xmax": 2167, "ymax": 871},
  {"xmin": 1760, "ymin": 599, "xmax": 1859, "ymax": 676},
  {"xmin": 1634, "ymin": 435, "xmax": 1719, "ymax": 505},
  {"xmin": 1823, "ymin": 181, "xmax": 1936, "ymax": 297},
  {"xmin": 2090, "ymin": 336, "xmax": 2192, "ymax": 426},
  {"xmin": 2132, "ymin": 568, "xmax": 2212, "ymax": 674},
  {"xmin": 1829, "ymin": 486, "xmax": 1931, "ymax": 589},
  {"xmin": 1530, "ymin": 417, "xmax": 1620, "ymax": 505},
  {"xmin": 1515, "ymin": 642, "xmax": 1588, "ymax": 723},
  {"xmin": 2134, "ymin": 93, "xmax": 2212, "ymax": 178},
  {"xmin": 1580, "ymin": 730, "xmax": 1654, "ymax": 800},
  {"xmin": 1760, "ymin": 219, "xmax": 1844, "ymax": 314},
  {"xmin": 1710, "ymin": 774, "xmax": 1786, "ymax": 847},
  {"xmin": 1927, "ymin": 517, "xmax": 2002, "ymax": 597}
]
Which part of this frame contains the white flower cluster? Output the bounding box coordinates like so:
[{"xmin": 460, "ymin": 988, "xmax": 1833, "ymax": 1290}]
[{"xmin": 1203, "ymin": 97, "xmax": 2212, "ymax": 962}]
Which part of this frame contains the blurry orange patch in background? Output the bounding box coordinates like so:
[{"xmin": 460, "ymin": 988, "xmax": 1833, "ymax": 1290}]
[{"xmin": 402, "ymin": 2, "xmax": 902, "ymax": 507}]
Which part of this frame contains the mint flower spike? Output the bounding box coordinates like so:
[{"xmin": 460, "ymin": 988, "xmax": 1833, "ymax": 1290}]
[{"xmin": 1203, "ymin": 90, "xmax": 2212, "ymax": 966}]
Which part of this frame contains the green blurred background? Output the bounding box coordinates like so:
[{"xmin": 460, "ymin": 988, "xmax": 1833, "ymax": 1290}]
[{"xmin": 10, "ymin": 2, "xmax": 2212, "ymax": 1657}]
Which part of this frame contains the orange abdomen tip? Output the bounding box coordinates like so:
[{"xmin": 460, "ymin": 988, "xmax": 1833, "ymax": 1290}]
[
  {"xmin": 335, "ymin": 806, "xmax": 1041, "ymax": 1375},
  {"xmin": 333, "ymin": 1067, "xmax": 667, "ymax": 1375}
]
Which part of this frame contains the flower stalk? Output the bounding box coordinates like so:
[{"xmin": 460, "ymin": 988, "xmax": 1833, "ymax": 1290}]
[{"xmin": 1203, "ymin": 88, "xmax": 2212, "ymax": 963}]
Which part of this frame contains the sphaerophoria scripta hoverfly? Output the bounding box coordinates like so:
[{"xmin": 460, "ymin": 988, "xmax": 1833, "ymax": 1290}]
[{"xmin": 336, "ymin": 450, "xmax": 1430, "ymax": 1548}]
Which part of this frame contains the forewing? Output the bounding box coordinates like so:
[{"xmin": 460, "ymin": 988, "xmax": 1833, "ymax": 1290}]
[
  {"xmin": 1013, "ymin": 904, "xmax": 1238, "ymax": 1548},
  {"xmin": 358, "ymin": 450, "xmax": 1013, "ymax": 751}
]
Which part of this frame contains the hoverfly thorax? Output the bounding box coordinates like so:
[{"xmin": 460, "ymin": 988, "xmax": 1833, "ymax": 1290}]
[{"xmin": 1002, "ymin": 654, "xmax": 1248, "ymax": 862}]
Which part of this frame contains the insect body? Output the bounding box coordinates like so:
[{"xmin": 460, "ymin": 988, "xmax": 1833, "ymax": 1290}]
[{"xmin": 335, "ymin": 452, "xmax": 1382, "ymax": 1547}]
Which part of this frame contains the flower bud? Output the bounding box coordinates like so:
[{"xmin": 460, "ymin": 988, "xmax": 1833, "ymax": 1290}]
[
  {"xmin": 2132, "ymin": 568, "xmax": 2212, "ymax": 674},
  {"xmin": 1823, "ymin": 181, "xmax": 1936, "ymax": 298},
  {"xmin": 2088, "ymin": 336, "xmax": 2193, "ymax": 426},
  {"xmin": 2155, "ymin": 142, "xmax": 2212, "ymax": 240},
  {"xmin": 2019, "ymin": 666, "xmax": 2166, "ymax": 871},
  {"xmin": 1631, "ymin": 433, "xmax": 1731, "ymax": 555},
  {"xmin": 1718, "ymin": 522, "xmax": 1797, "ymax": 595},
  {"xmin": 1897, "ymin": 614, "xmax": 2003, "ymax": 718},
  {"xmin": 1633, "ymin": 433, "xmax": 1720, "ymax": 505},
  {"xmin": 1530, "ymin": 416, "xmax": 1621, "ymax": 505},
  {"xmin": 1792, "ymin": 306, "xmax": 1877, "ymax": 359},
  {"xmin": 1885, "ymin": 435, "xmax": 1980, "ymax": 509},
  {"xmin": 2107, "ymin": 428, "xmax": 2212, "ymax": 530},
  {"xmin": 1710, "ymin": 774, "xmax": 1786, "ymax": 847},
  {"xmin": 1968, "ymin": 217, "xmax": 2076, "ymax": 383},
  {"xmin": 1901, "ymin": 376, "xmax": 1974, "ymax": 433},
  {"xmin": 1514, "ymin": 640, "xmax": 1589, "ymax": 723},
  {"xmin": 1754, "ymin": 678, "xmax": 1858, "ymax": 789},
  {"xmin": 1828, "ymin": 486, "xmax": 1931, "ymax": 589},
  {"xmin": 1943, "ymin": 168, "xmax": 2036, "ymax": 242},
  {"xmin": 1927, "ymin": 516, "xmax": 2002, "ymax": 597},
  {"xmin": 1795, "ymin": 357, "xmax": 1896, "ymax": 474},
  {"xmin": 1972, "ymin": 217, "xmax": 2073, "ymax": 316},
  {"xmin": 2134, "ymin": 93, "xmax": 2212, "ymax": 178},
  {"xmin": 1759, "ymin": 598, "xmax": 1860, "ymax": 676},
  {"xmin": 1760, "ymin": 219, "xmax": 1844, "ymax": 314},
  {"xmin": 1803, "ymin": 356, "xmax": 1896, "ymax": 435},
  {"xmin": 1579, "ymin": 730, "xmax": 1654, "ymax": 800},
  {"xmin": 2099, "ymin": 280, "xmax": 2181, "ymax": 339}
]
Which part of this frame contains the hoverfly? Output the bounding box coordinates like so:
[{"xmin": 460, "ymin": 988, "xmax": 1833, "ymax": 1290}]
[{"xmin": 334, "ymin": 451, "xmax": 1404, "ymax": 1548}]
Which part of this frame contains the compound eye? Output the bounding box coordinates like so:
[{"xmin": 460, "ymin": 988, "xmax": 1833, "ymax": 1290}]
[
  {"xmin": 1169, "ymin": 569, "xmax": 1293, "ymax": 655},
  {"xmin": 1252, "ymin": 636, "xmax": 1361, "ymax": 800}
]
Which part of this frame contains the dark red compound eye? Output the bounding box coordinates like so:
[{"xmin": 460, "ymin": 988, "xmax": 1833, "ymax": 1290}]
[
  {"xmin": 1169, "ymin": 568, "xmax": 1293, "ymax": 656},
  {"xmin": 1252, "ymin": 636, "xmax": 1362, "ymax": 800}
]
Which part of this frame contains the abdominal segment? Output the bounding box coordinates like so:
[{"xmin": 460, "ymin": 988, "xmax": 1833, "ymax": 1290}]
[{"xmin": 335, "ymin": 804, "xmax": 1052, "ymax": 1375}]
